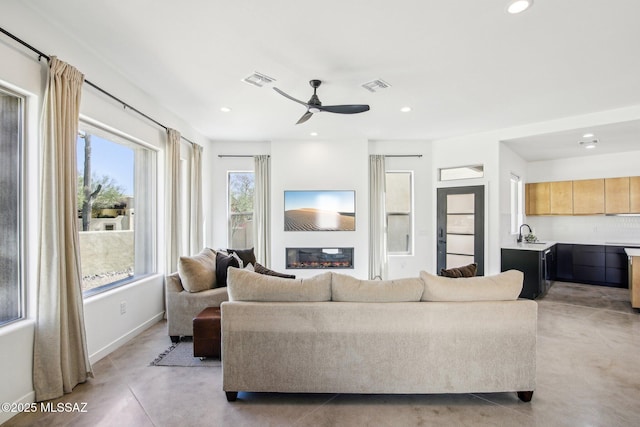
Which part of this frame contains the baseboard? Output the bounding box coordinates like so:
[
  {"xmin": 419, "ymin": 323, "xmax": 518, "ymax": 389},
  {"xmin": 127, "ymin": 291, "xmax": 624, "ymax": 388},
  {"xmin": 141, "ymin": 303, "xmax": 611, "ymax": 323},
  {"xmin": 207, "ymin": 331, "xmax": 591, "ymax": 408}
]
[
  {"xmin": 89, "ymin": 311, "xmax": 165, "ymax": 364},
  {"xmin": 0, "ymin": 391, "xmax": 36, "ymax": 425}
]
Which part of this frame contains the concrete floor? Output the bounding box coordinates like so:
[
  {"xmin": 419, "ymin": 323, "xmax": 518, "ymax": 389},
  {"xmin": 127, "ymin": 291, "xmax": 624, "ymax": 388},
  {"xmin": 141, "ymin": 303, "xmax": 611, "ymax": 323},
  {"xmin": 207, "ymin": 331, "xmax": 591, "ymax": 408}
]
[{"xmin": 4, "ymin": 281, "xmax": 639, "ymax": 427}]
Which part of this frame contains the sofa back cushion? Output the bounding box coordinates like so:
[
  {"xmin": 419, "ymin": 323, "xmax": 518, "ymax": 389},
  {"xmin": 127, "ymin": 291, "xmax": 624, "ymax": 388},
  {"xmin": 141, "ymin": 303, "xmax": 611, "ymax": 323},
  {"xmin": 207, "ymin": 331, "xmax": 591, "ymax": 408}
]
[
  {"xmin": 227, "ymin": 268, "xmax": 332, "ymax": 302},
  {"xmin": 331, "ymin": 273, "xmax": 424, "ymax": 302},
  {"xmin": 177, "ymin": 248, "xmax": 217, "ymax": 292},
  {"xmin": 419, "ymin": 270, "xmax": 523, "ymax": 301}
]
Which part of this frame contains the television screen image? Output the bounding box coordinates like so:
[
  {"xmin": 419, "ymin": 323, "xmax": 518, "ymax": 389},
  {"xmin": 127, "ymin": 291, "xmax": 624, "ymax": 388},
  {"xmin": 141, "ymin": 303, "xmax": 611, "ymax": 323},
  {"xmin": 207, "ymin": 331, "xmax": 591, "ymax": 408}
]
[{"xmin": 284, "ymin": 190, "xmax": 355, "ymax": 231}]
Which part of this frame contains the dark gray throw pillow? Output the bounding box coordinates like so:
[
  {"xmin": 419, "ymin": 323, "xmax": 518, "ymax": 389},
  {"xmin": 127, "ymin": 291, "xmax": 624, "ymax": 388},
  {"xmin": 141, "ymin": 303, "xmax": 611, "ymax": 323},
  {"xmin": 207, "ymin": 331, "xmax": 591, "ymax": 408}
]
[
  {"xmin": 215, "ymin": 252, "xmax": 240, "ymax": 288},
  {"xmin": 440, "ymin": 263, "xmax": 478, "ymax": 278},
  {"xmin": 255, "ymin": 263, "xmax": 296, "ymax": 279},
  {"xmin": 226, "ymin": 247, "xmax": 257, "ymax": 267}
]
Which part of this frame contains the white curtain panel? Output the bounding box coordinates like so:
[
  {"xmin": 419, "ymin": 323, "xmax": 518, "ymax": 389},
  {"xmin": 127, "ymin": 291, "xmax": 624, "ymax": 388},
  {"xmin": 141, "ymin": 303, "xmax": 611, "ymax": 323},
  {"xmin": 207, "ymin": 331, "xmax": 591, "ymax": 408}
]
[
  {"xmin": 166, "ymin": 128, "xmax": 181, "ymax": 272},
  {"xmin": 254, "ymin": 155, "xmax": 271, "ymax": 266},
  {"xmin": 189, "ymin": 143, "xmax": 204, "ymax": 254},
  {"xmin": 369, "ymin": 155, "xmax": 388, "ymax": 280},
  {"xmin": 34, "ymin": 57, "xmax": 93, "ymax": 401}
]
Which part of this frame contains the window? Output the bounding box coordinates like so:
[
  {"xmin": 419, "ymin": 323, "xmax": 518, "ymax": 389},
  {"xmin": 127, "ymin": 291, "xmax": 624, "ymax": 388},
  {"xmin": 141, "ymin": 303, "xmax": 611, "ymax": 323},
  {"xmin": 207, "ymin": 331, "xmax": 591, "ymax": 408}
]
[
  {"xmin": 386, "ymin": 171, "xmax": 413, "ymax": 254},
  {"xmin": 228, "ymin": 171, "xmax": 254, "ymax": 249},
  {"xmin": 77, "ymin": 122, "xmax": 157, "ymax": 296},
  {"xmin": 439, "ymin": 165, "xmax": 484, "ymax": 181},
  {"xmin": 510, "ymin": 173, "xmax": 524, "ymax": 234},
  {"xmin": 0, "ymin": 87, "xmax": 24, "ymax": 326}
]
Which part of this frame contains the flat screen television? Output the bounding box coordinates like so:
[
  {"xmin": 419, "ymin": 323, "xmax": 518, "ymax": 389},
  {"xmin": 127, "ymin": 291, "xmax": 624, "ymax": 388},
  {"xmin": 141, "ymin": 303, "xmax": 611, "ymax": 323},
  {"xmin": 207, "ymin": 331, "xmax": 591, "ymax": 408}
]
[{"xmin": 284, "ymin": 190, "xmax": 355, "ymax": 231}]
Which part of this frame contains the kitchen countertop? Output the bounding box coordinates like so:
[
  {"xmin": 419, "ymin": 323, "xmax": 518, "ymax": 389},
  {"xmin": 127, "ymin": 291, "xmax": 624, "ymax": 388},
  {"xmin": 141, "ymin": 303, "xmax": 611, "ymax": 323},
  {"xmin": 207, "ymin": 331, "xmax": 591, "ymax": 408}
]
[
  {"xmin": 502, "ymin": 241, "xmax": 557, "ymax": 252},
  {"xmin": 624, "ymin": 248, "xmax": 640, "ymax": 256}
]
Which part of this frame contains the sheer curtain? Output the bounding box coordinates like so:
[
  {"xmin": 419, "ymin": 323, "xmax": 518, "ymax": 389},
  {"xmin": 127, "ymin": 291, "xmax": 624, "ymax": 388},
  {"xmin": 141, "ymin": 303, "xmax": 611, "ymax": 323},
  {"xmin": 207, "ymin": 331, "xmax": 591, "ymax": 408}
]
[
  {"xmin": 369, "ymin": 155, "xmax": 388, "ymax": 280},
  {"xmin": 254, "ymin": 155, "xmax": 271, "ymax": 266},
  {"xmin": 189, "ymin": 143, "xmax": 204, "ymax": 254},
  {"xmin": 33, "ymin": 57, "xmax": 93, "ymax": 401},
  {"xmin": 166, "ymin": 128, "xmax": 181, "ymax": 271}
]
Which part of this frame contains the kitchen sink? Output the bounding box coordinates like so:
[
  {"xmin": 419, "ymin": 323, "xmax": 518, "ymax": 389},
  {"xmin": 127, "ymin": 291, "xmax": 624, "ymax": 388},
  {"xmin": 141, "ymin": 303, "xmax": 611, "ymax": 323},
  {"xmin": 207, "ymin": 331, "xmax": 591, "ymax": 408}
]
[{"xmin": 526, "ymin": 242, "xmax": 547, "ymax": 244}]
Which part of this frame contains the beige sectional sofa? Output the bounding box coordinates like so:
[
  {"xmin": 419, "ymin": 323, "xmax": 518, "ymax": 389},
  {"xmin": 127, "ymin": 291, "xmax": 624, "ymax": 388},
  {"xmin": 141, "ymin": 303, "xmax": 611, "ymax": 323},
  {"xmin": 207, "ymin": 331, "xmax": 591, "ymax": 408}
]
[{"xmin": 221, "ymin": 268, "xmax": 537, "ymax": 403}]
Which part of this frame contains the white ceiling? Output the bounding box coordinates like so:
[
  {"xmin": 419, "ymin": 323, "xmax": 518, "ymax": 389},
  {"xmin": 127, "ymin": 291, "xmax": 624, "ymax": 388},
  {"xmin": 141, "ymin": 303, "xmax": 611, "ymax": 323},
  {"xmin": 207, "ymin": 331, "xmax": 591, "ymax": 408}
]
[{"xmin": 14, "ymin": 0, "xmax": 640, "ymax": 157}]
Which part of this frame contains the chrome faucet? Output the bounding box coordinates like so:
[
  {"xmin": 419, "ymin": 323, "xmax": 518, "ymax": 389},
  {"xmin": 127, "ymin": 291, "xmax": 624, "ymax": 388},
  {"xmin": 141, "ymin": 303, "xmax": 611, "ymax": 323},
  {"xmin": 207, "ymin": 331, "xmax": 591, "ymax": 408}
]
[{"xmin": 517, "ymin": 224, "xmax": 532, "ymax": 243}]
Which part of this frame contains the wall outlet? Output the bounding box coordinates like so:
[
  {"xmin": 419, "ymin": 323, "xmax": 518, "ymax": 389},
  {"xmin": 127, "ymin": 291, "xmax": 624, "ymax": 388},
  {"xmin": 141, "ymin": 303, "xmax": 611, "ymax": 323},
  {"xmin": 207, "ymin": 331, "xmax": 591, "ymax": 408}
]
[{"xmin": 120, "ymin": 301, "xmax": 127, "ymax": 315}]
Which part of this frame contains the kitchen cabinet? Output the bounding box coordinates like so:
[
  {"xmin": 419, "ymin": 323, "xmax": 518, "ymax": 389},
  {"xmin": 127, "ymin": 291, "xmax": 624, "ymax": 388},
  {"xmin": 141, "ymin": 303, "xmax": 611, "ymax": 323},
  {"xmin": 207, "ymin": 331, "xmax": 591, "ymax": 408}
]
[
  {"xmin": 605, "ymin": 246, "xmax": 628, "ymax": 287},
  {"xmin": 501, "ymin": 247, "xmax": 553, "ymax": 299},
  {"xmin": 631, "ymin": 176, "xmax": 640, "ymax": 213},
  {"xmin": 526, "ymin": 182, "xmax": 550, "ymax": 215},
  {"xmin": 572, "ymin": 244, "xmax": 606, "ymax": 284},
  {"xmin": 573, "ymin": 179, "xmax": 604, "ymax": 215},
  {"xmin": 605, "ymin": 177, "xmax": 630, "ymax": 214},
  {"xmin": 550, "ymin": 181, "xmax": 573, "ymax": 214},
  {"xmin": 555, "ymin": 243, "xmax": 573, "ymax": 281}
]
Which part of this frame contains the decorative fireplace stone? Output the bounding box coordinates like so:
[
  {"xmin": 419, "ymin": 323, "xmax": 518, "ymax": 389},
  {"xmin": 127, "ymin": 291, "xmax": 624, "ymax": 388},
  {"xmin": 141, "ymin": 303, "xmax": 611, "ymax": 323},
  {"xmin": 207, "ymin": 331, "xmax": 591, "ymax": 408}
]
[{"xmin": 286, "ymin": 247, "xmax": 354, "ymax": 269}]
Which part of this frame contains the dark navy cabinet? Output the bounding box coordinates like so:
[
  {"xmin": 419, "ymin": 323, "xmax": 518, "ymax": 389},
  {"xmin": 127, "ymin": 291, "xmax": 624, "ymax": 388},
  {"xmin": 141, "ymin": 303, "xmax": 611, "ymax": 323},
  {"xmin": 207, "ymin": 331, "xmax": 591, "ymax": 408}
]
[{"xmin": 501, "ymin": 248, "xmax": 551, "ymax": 300}]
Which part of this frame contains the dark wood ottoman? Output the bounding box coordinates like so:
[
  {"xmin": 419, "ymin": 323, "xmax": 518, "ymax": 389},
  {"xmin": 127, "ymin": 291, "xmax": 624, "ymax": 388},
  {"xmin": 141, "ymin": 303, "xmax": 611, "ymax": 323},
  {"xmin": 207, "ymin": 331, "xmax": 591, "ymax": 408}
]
[{"xmin": 193, "ymin": 307, "xmax": 221, "ymax": 359}]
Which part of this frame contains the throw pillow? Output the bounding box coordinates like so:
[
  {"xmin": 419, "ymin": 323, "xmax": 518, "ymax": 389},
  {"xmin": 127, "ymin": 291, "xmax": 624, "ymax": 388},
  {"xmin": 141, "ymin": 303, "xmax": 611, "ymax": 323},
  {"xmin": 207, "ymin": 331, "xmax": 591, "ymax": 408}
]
[
  {"xmin": 331, "ymin": 273, "xmax": 424, "ymax": 302},
  {"xmin": 255, "ymin": 263, "xmax": 296, "ymax": 279},
  {"xmin": 227, "ymin": 268, "xmax": 332, "ymax": 302},
  {"xmin": 177, "ymin": 248, "xmax": 217, "ymax": 292},
  {"xmin": 226, "ymin": 247, "xmax": 257, "ymax": 267},
  {"xmin": 215, "ymin": 252, "xmax": 240, "ymax": 288},
  {"xmin": 440, "ymin": 262, "xmax": 478, "ymax": 278},
  {"xmin": 420, "ymin": 270, "xmax": 523, "ymax": 302}
]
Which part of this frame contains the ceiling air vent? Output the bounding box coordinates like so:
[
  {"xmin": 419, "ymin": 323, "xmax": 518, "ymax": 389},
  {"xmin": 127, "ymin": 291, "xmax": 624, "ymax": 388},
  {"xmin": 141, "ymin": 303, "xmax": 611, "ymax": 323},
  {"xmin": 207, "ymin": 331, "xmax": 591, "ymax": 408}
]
[
  {"xmin": 242, "ymin": 72, "xmax": 276, "ymax": 87},
  {"xmin": 361, "ymin": 79, "xmax": 391, "ymax": 93}
]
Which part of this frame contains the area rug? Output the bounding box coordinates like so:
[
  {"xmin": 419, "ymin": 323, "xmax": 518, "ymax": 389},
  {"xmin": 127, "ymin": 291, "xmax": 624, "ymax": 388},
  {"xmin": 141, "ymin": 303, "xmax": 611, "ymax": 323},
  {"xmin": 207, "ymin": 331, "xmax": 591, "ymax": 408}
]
[{"xmin": 150, "ymin": 338, "xmax": 221, "ymax": 367}]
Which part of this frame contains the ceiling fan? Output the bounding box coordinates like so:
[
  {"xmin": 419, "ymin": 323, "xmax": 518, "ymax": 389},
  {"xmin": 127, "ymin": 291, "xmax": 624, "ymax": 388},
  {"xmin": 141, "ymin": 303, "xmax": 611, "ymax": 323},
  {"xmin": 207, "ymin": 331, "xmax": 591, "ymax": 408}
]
[{"xmin": 273, "ymin": 79, "xmax": 370, "ymax": 125}]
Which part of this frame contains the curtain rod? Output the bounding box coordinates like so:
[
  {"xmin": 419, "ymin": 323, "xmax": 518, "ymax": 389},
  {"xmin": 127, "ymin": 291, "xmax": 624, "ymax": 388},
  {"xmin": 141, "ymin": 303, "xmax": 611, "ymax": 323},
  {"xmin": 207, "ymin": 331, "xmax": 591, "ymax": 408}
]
[
  {"xmin": 384, "ymin": 154, "xmax": 423, "ymax": 158},
  {"xmin": 218, "ymin": 155, "xmax": 270, "ymax": 158},
  {"xmin": 0, "ymin": 26, "xmax": 196, "ymax": 146}
]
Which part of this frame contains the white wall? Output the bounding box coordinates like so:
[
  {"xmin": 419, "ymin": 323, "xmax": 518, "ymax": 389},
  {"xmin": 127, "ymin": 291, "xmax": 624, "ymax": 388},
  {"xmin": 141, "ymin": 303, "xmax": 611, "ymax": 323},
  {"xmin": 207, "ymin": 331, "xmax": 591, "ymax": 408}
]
[
  {"xmin": 0, "ymin": 4, "xmax": 210, "ymax": 422},
  {"xmin": 499, "ymin": 143, "xmax": 528, "ymax": 246},
  {"xmin": 271, "ymin": 139, "xmax": 370, "ymax": 278}
]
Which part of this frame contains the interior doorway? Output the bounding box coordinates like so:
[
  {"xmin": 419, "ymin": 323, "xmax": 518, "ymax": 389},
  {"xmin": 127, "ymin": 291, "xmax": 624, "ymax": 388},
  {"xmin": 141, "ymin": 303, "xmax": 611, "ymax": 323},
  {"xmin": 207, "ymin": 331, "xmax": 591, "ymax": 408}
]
[{"xmin": 436, "ymin": 186, "xmax": 485, "ymax": 276}]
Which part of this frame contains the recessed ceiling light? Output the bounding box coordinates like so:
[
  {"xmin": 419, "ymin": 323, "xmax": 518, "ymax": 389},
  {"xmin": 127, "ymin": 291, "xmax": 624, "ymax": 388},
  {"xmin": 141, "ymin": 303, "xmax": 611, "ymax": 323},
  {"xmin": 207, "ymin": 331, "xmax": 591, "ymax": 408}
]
[
  {"xmin": 582, "ymin": 133, "xmax": 594, "ymax": 138},
  {"xmin": 400, "ymin": 106, "xmax": 412, "ymax": 113},
  {"xmin": 579, "ymin": 139, "xmax": 598, "ymax": 150},
  {"xmin": 507, "ymin": 0, "xmax": 533, "ymax": 14},
  {"xmin": 310, "ymin": 132, "xmax": 318, "ymax": 136},
  {"xmin": 220, "ymin": 107, "xmax": 232, "ymax": 113}
]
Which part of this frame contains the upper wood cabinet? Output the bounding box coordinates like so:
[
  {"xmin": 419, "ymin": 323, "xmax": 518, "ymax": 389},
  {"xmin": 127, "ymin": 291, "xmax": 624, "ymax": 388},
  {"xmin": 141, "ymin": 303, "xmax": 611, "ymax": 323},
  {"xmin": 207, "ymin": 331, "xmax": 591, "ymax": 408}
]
[
  {"xmin": 573, "ymin": 179, "xmax": 604, "ymax": 215},
  {"xmin": 630, "ymin": 176, "xmax": 640, "ymax": 213},
  {"xmin": 605, "ymin": 177, "xmax": 630, "ymax": 214},
  {"xmin": 550, "ymin": 181, "xmax": 573, "ymax": 215},
  {"xmin": 526, "ymin": 182, "xmax": 550, "ymax": 215}
]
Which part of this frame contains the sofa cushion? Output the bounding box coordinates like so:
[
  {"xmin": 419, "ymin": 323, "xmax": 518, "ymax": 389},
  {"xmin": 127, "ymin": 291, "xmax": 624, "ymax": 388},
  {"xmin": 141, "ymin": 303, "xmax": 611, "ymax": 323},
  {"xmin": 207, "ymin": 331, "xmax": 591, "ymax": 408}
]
[
  {"xmin": 226, "ymin": 247, "xmax": 257, "ymax": 267},
  {"xmin": 331, "ymin": 273, "xmax": 424, "ymax": 302},
  {"xmin": 177, "ymin": 248, "xmax": 217, "ymax": 293},
  {"xmin": 255, "ymin": 263, "xmax": 296, "ymax": 279},
  {"xmin": 440, "ymin": 262, "xmax": 477, "ymax": 278},
  {"xmin": 419, "ymin": 270, "xmax": 523, "ymax": 302},
  {"xmin": 227, "ymin": 268, "xmax": 331, "ymax": 302},
  {"xmin": 216, "ymin": 252, "xmax": 240, "ymax": 288}
]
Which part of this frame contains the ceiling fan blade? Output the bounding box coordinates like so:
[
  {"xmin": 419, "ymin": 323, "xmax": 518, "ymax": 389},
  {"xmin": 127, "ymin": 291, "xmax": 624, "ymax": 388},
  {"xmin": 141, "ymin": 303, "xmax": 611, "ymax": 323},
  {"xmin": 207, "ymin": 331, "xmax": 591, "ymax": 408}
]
[
  {"xmin": 317, "ymin": 104, "xmax": 370, "ymax": 114},
  {"xmin": 296, "ymin": 111, "xmax": 313, "ymax": 125},
  {"xmin": 273, "ymin": 87, "xmax": 309, "ymax": 107}
]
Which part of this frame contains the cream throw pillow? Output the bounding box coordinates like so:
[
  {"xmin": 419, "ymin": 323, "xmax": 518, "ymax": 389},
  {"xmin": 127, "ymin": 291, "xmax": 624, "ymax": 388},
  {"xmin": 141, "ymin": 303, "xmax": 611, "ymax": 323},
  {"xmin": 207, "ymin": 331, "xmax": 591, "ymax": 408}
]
[
  {"xmin": 227, "ymin": 268, "xmax": 332, "ymax": 302},
  {"xmin": 177, "ymin": 248, "xmax": 217, "ymax": 292},
  {"xmin": 331, "ymin": 273, "xmax": 424, "ymax": 302},
  {"xmin": 419, "ymin": 270, "xmax": 523, "ymax": 301}
]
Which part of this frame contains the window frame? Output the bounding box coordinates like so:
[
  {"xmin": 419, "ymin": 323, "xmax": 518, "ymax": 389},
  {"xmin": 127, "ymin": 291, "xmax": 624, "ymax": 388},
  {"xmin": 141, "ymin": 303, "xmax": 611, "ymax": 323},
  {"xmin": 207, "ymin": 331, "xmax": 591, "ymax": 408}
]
[
  {"xmin": 0, "ymin": 86, "xmax": 26, "ymax": 327},
  {"xmin": 78, "ymin": 118, "xmax": 158, "ymax": 298},
  {"xmin": 385, "ymin": 170, "xmax": 414, "ymax": 256},
  {"xmin": 227, "ymin": 170, "xmax": 255, "ymax": 249},
  {"xmin": 510, "ymin": 173, "xmax": 524, "ymax": 235}
]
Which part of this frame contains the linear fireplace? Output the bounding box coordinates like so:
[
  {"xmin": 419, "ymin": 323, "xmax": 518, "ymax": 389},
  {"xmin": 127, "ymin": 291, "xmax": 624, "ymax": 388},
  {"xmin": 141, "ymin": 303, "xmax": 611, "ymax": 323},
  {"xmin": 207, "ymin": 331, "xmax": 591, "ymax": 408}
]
[{"xmin": 286, "ymin": 247, "xmax": 354, "ymax": 269}]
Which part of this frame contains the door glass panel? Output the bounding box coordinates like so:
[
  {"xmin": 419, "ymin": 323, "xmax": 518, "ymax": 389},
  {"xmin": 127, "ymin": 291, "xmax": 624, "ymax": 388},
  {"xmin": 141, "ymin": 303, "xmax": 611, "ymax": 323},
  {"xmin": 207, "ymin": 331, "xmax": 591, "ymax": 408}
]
[
  {"xmin": 447, "ymin": 194, "xmax": 475, "ymax": 213},
  {"xmin": 446, "ymin": 214, "xmax": 474, "ymax": 234},
  {"xmin": 446, "ymin": 234, "xmax": 474, "ymax": 256}
]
